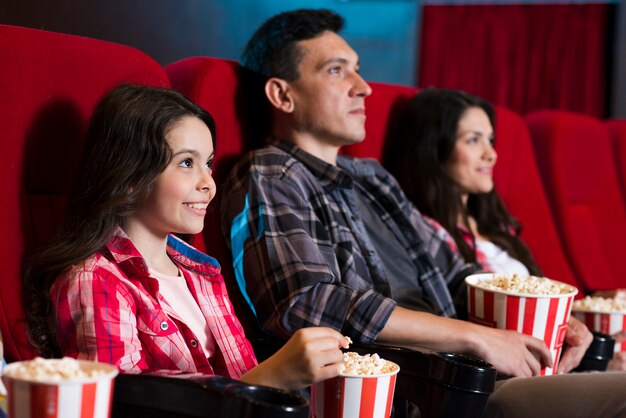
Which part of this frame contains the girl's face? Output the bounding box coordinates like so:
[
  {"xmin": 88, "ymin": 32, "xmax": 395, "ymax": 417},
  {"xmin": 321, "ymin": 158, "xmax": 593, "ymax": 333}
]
[
  {"xmin": 444, "ymin": 107, "xmax": 497, "ymax": 199},
  {"xmin": 133, "ymin": 116, "xmax": 215, "ymax": 237}
]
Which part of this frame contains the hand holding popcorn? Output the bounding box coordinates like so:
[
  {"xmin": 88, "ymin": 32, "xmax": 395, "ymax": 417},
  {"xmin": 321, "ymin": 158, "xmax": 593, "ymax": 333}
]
[{"xmin": 239, "ymin": 327, "xmax": 348, "ymax": 391}]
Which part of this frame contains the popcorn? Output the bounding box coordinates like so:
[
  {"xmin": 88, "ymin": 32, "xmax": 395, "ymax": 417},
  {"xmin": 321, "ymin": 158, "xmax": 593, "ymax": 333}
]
[
  {"xmin": 2, "ymin": 357, "xmax": 108, "ymax": 382},
  {"xmin": 344, "ymin": 336, "xmax": 353, "ymax": 346},
  {"xmin": 338, "ymin": 352, "xmax": 398, "ymax": 376},
  {"xmin": 573, "ymin": 296, "xmax": 626, "ymax": 313},
  {"xmin": 474, "ymin": 274, "xmax": 573, "ymax": 296}
]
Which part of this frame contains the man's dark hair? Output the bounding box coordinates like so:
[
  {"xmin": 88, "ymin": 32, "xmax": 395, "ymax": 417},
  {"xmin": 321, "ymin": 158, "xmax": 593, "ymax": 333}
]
[{"xmin": 241, "ymin": 9, "xmax": 344, "ymax": 81}]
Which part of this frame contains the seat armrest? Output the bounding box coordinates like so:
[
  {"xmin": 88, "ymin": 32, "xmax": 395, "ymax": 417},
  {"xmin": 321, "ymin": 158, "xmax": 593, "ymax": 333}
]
[{"xmin": 351, "ymin": 342, "xmax": 496, "ymax": 418}]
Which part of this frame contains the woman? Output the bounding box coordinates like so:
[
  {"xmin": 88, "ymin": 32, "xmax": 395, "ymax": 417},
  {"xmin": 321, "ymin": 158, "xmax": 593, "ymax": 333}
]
[
  {"xmin": 22, "ymin": 84, "xmax": 347, "ymax": 390},
  {"xmin": 384, "ymin": 88, "xmax": 540, "ymax": 277},
  {"xmin": 384, "ymin": 88, "xmax": 626, "ymax": 371}
]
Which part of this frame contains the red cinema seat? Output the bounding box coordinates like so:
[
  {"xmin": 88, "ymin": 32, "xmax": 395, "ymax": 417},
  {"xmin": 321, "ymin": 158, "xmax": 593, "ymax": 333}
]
[
  {"xmin": 605, "ymin": 119, "xmax": 626, "ymax": 205},
  {"xmin": 527, "ymin": 110, "xmax": 625, "ymax": 291},
  {"xmin": 342, "ymin": 82, "xmax": 418, "ymax": 160},
  {"xmin": 493, "ymin": 107, "xmax": 579, "ymax": 291},
  {"xmin": 0, "ymin": 24, "xmax": 169, "ymax": 361},
  {"xmin": 165, "ymin": 57, "xmax": 271, "ymax": 350}
]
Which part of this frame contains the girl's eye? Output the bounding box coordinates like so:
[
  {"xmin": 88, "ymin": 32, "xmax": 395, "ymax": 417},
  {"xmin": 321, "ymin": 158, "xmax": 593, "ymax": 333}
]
[
  {"xmin": 206, "ymin": 159, "xmax": 214, "ymax": 169},
  {"xmin": 178, "ymin": 158, "xmax": 193, "ymax": 168},
  {"xmin": 466, "ymin": 136, "xmax": 479, "ymax": 144}
]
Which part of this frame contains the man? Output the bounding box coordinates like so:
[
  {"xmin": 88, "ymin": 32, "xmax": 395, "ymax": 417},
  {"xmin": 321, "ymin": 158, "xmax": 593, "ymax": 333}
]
[{"xmin": 221, "ymin": 8, "xmax": 625, "ymax": 417}]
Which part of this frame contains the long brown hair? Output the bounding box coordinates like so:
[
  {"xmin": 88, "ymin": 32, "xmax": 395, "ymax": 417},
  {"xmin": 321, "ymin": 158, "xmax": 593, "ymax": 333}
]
[
  {"xmin": 22, "ymin": 84, "xmax": 216, "ymax": 357},
  {"xmin": 384, "ymin": 88, "xmax": 541, "ymax": 275}
]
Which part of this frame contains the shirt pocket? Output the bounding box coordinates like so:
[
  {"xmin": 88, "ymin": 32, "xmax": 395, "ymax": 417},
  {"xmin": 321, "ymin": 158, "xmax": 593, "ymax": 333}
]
[{"xmin": 135, "ymin": 308, "xmax": 177, "ymax": 337}]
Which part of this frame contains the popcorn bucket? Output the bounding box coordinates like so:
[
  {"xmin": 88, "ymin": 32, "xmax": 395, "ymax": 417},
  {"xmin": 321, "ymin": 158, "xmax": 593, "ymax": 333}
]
[
  {"xmin": 573, "ymin": 311, "xmax": 626, "ymax": 352},
  {"xmin": 2, "ymin": 359, "xmax": 118, "ymax": 418},
  {"xmin": 465, "ymin": 274, "xmax": 577, "ymax": 376},
  {"xmin": 310, "ymin": 365, "xmax": 399, "ymax": 418}
]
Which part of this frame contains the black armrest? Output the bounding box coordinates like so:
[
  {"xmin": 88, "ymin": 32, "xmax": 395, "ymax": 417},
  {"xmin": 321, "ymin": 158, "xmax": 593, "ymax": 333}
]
[
  {"xmin": 351, "ymin": 343, "xmax": 496, "ymax": 418},
  {"xmin": 112, "ymin": 373, "xmax": 308, "ymax": 418},
  {"xmin": 573, "ymin": 331, "xmax": 615, "ymax": 372}
]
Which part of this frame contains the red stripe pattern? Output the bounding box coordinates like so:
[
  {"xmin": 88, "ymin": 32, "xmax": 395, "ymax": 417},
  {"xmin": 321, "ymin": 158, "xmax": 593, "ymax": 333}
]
[
  {"xmin": 311, "ymin": 370, "xmax": 399, "ymax": 418},
  {"xmin": 573, "ymin": 311, "xmax": 626, "ymax": 352},
  {"xmin": 468, "ymin": 284, "xmax": 575, "ymax": 375},
  {"xmin": 4, "ymin": 367, "xmax": 117, "ymax": 418}
]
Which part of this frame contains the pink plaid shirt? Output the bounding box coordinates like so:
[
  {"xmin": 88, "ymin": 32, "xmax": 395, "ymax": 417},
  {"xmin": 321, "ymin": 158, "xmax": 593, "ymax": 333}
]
[
  {"xmin": 52, "ymin": 227, "xmax": 258, "ymax": 378},
  {"xmin": 423, "ymin": 216, "xmax": 492, "ymax": 272}
]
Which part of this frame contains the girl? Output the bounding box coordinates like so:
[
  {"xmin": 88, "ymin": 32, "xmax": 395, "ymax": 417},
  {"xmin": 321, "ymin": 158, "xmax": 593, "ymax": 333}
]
[{"xmin": 23, "ymin": 84, "xmax": 347, "ymax": 390}]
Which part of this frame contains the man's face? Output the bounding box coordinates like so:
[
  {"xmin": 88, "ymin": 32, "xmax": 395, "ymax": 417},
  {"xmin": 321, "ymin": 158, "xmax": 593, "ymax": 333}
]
[{"xmin": 287, "ymin": 31, "xmax": 372, "ymax": 147}]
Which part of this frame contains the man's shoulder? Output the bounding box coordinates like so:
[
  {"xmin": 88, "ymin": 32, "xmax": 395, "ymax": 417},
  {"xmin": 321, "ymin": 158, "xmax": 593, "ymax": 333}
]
[{"xmin": 227, "ymin": 145, "xmax": 311, "ymax": 185}]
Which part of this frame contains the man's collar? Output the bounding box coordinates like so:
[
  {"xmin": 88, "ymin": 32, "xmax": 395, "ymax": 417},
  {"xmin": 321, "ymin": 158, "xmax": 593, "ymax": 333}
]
[{"xmin": 270, "ymin": 138, "xmax": 353, "ymax": 189}]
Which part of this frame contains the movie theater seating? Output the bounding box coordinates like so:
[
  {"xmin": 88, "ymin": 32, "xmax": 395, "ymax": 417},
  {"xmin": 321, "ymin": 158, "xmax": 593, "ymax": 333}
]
[
  {"xmin": 527, "ymin": 110, "xmax": 626, "ymax": 291},
  {"xmin": 0, "ymin": 24, "xmax": 170, "ymax": 361}
]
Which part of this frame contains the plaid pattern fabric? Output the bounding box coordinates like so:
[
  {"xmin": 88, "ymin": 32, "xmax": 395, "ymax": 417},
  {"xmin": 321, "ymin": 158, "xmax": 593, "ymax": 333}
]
[
  {"xmin": 423, "ymin": 216, "xmax": 492, "ymax": 272},
  {"xmin": 52, "ymin": 227, "xmax": 257, "ymax": 377},
  {"xmin": 222, "ymin": 140, "xmax": 478, "ymax": 343}
]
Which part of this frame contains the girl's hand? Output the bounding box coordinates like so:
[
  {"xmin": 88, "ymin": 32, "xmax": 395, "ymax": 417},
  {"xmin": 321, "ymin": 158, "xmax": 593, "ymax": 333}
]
[{"xmin": 239, "ymin": 327, "xmax": 348, "ymax": 391}]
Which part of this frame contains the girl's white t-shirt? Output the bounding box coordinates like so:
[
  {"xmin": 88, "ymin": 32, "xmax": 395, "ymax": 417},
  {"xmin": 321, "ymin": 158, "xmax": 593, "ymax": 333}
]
[
  {"xmin": 150, "ymin": 268, "xmax": 216, "ymax": 358},
  {"xmin": 475, "ymin": 240, "xmax": 530, "ymax": 277}
]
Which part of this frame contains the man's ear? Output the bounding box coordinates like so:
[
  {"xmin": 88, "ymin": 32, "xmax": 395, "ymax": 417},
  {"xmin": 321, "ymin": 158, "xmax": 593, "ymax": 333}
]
[{"xmin": 264, "ymin": 77, "xmax": 294, "ymax": 113}]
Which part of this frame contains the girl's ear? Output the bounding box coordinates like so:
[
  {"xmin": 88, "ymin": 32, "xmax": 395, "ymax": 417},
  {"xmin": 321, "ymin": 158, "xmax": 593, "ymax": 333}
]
[{"xmin": 264, "ymin": 78, "xmax": 294, "ymax": 113}]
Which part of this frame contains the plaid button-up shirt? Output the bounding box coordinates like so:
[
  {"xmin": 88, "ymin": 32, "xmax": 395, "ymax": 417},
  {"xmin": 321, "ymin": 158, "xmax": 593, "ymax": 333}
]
[
  {"xmin": 222, "ymin": 140, "xmax": 478, "ymax": 343},
  {"xmin": 52, "ymin": 227, "xmax": 257, "ymax": 378}
]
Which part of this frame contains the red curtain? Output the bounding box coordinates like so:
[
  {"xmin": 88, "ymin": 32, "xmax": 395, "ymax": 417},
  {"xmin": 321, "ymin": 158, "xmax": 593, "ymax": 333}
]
[{"xmin": 419, "ymin": 4, "xmax": 612, "ymax": 117}]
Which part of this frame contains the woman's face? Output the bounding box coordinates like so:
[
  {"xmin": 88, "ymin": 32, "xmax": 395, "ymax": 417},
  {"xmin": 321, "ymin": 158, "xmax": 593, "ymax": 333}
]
[{"xmin": 444, "ymin": 107, "xmax": 497, "ymax": 199}]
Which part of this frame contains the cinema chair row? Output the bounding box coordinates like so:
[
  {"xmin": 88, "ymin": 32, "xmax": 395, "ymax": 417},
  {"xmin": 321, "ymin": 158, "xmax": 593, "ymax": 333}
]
[{"xmin": 1, "ymin": 23, "xmax": 625, "ymax": 415}]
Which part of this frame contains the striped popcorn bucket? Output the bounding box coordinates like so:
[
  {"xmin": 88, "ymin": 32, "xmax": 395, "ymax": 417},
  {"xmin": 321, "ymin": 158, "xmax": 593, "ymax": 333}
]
[
  {"xmin": 310, "ymin": 364, "xmax": 399, "ymax": 418},
  {"xmin": 1, "ymin": 360, "xmax": 117, "ymax": 418},
  {"xmin": 465, "ymin": 274, "xmax": 577, "ymax": 376},
  {"xmin": 573, "ymin": 311, "xmax": 626, "ymax": 352}
]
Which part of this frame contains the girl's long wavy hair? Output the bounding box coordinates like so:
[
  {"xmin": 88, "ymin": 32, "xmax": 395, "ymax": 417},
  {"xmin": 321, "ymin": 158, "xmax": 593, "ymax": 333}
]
[
  {"xmin": 384, "ymin": 88, "xmax": 541, "ymax": 275},
  {"xmin": 22, "ymin": 84, "xmax": 216, "ymax": 357}
]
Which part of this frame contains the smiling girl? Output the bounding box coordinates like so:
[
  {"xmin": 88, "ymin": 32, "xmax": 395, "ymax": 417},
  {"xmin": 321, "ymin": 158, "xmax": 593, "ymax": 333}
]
[{"xmin": 23, "ymin": 84, "xmax": 346, "ymax": 390}]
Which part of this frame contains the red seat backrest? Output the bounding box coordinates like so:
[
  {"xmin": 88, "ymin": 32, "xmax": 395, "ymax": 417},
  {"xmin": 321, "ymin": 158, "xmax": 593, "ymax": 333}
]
[
  {"xmin": 493, "ymin": 107, "xmax": 579, "ymax": 291},
  {"xmin": 605, "ymin": 119, "xmax": 626, "ymax": 206},
  {"xmin": 0, "ymin": 24, "xmax": 169, "ymax": 361},
  {"xmin": 527, "ymin": 110, "xmax": 625, "ymax": 291},
  {"xmin": 165, "ymin": 57, "xmax": 261, "ymax": 336},
  {"xmin": 343, "ymin": 82, "xmax": 418, "ymax": 160}
]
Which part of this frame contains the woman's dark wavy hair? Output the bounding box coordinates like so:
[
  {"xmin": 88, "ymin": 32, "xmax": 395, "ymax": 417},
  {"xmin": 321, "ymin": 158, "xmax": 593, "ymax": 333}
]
[
  {"xmin": 23, "ymin": 84, "xmax": 216, "ymax": 357},
  {"xmin": 384, "ymin": 88, "xmax": 541, "ymax": 275}
]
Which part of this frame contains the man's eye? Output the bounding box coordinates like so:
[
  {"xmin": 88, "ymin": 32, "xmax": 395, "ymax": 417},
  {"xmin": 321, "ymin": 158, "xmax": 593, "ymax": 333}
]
[
  {"xmin": 178, "ymin": 158, "xmax": 193, "ymax": 168},
  {"xmin": 329, "ymin": 66, "xmax": 341, "ymax": 74}
]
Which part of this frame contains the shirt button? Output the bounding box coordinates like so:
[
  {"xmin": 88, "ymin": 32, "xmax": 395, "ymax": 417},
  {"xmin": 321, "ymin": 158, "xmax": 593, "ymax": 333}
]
[
  {"xmin": 368, "ymin": 250, "xmax": 375, "ymax": 256},
  {"xmin": 190, "ymin": 339, "xmax": 198, "ymax": 348},
  {"xmin": 160, "ymin": 321, "xmax": 169, "ymax": 331},
  {"xmin": 351, "ymin": 215, "xmax": 359, "ymax": 221}
]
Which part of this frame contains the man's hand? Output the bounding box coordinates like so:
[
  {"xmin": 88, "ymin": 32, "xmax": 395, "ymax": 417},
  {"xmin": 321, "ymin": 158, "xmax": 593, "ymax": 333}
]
[
  {"xmin": 557, "ymin": 316, "xmax": 593, "ymax": 374},
  {"xmin": 607, "ymin": 331, "xmax": 626, "ymax": 371},
  {"xmin": 471, "ymin": 326, "xmax": 553, "ymax": 377}
]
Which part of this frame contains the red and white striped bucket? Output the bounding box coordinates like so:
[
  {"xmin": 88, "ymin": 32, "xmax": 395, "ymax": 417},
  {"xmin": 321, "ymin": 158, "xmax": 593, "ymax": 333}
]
[
  {"xmin": 310, "ymin": 365, "xmax": 399, "ymax": 418},
  {"xmin": 1, "ymin": 360, "xmax": 118, "ymax": 418},
  {"xmin": 573, "ymin": 311, "xmax": 626, "ymax": 352},
  {"xmin": 465, "ymin": 274, "xmax": 577, "ymax": 376}
]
